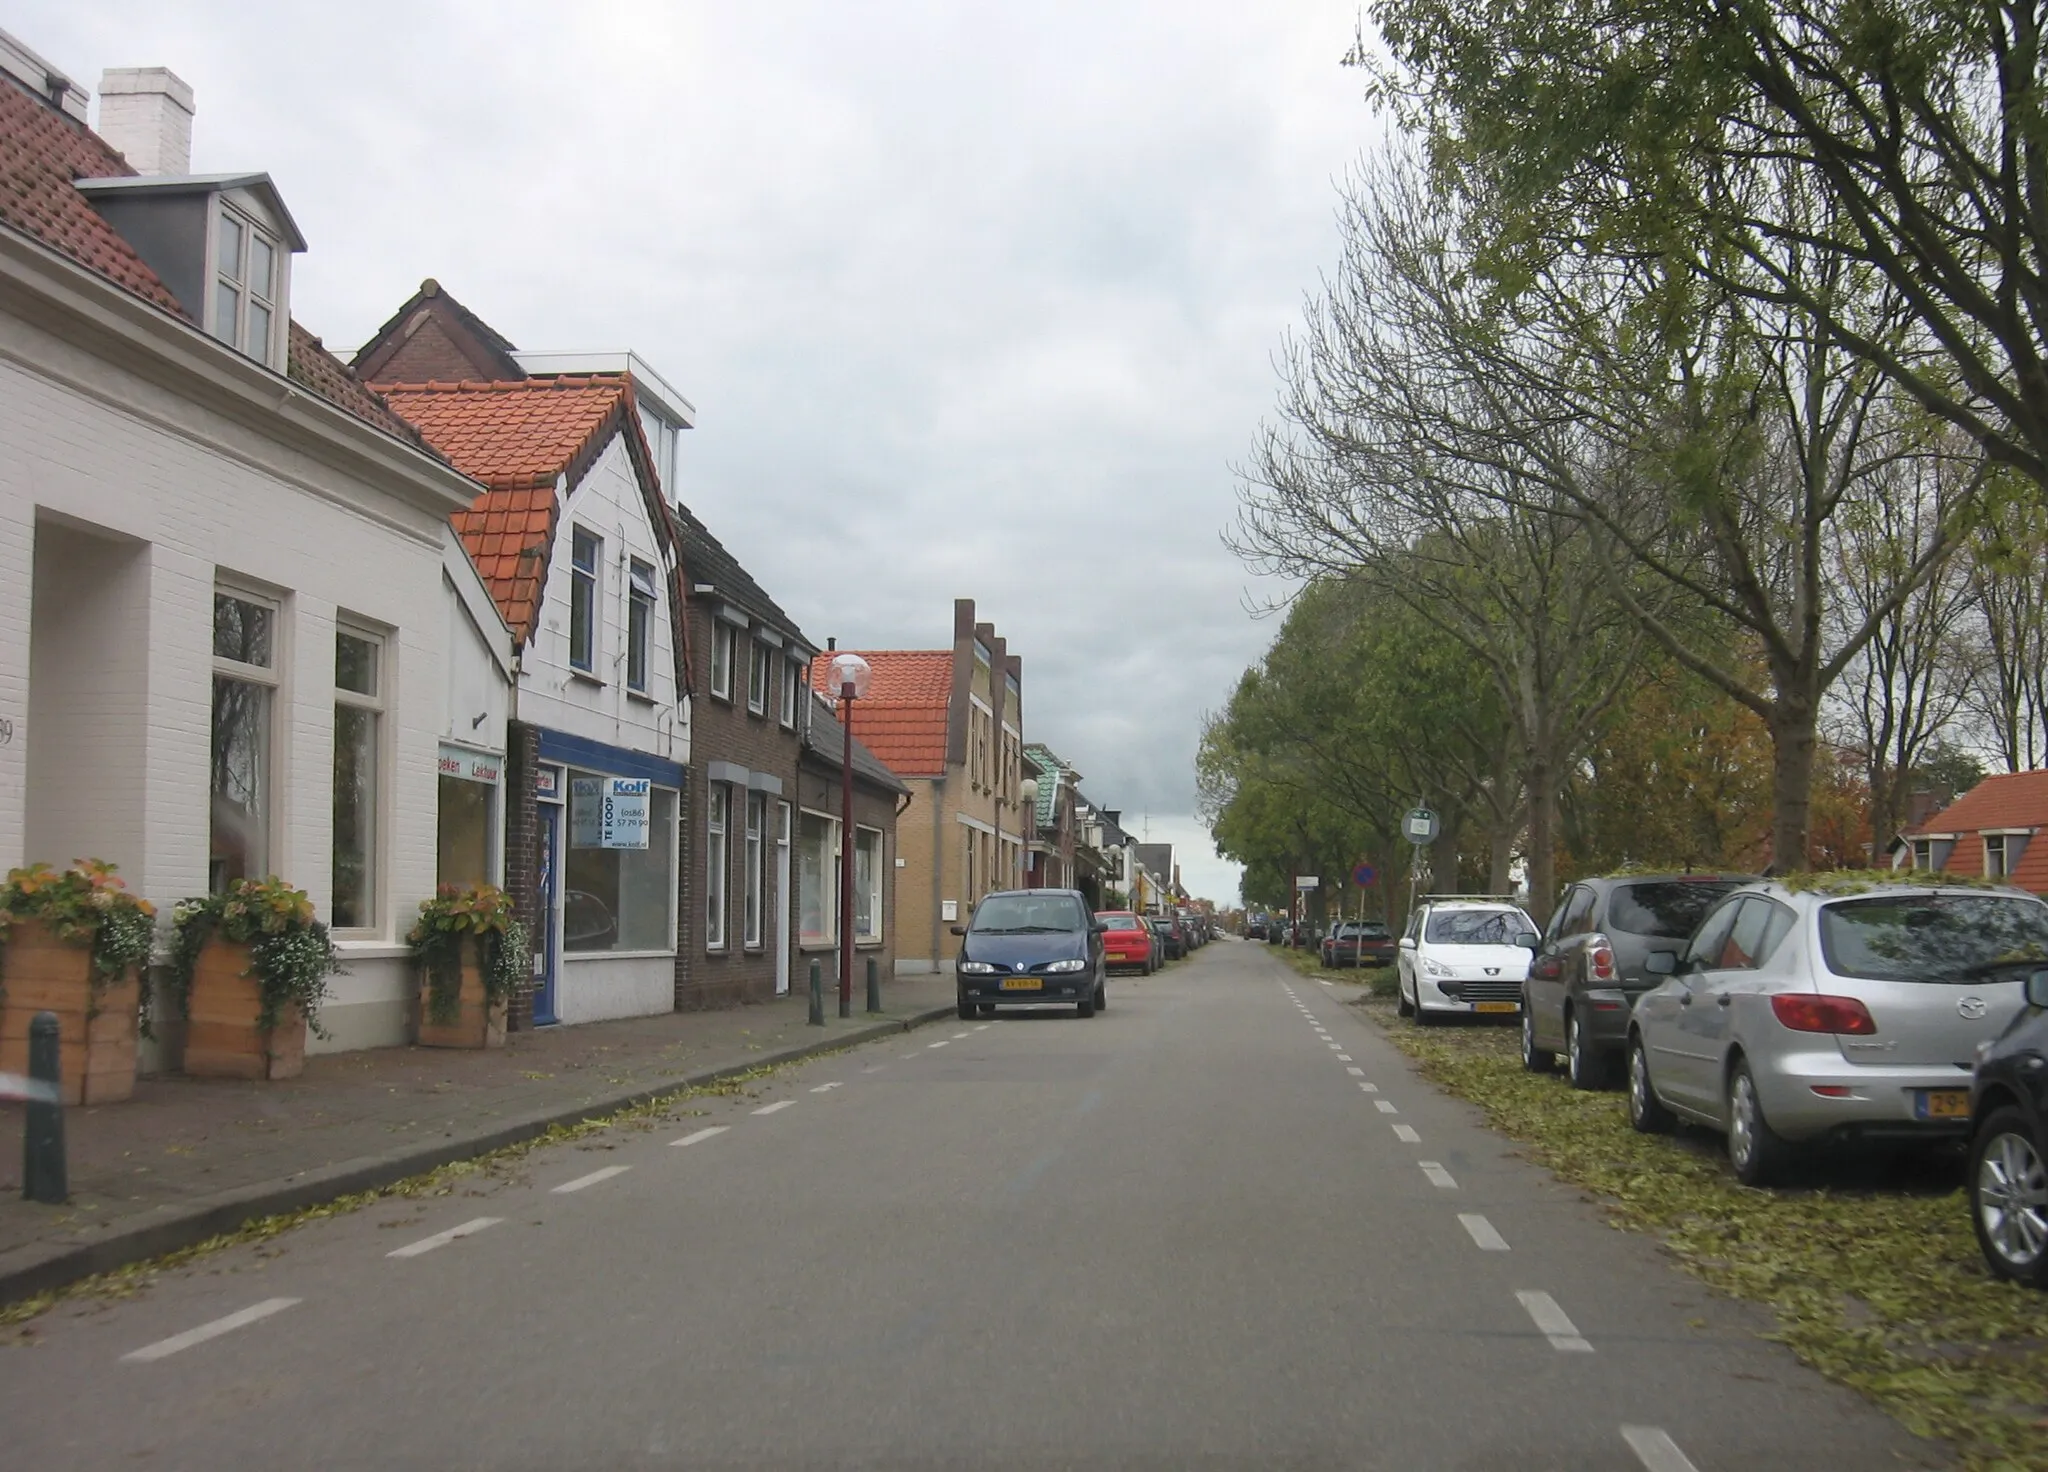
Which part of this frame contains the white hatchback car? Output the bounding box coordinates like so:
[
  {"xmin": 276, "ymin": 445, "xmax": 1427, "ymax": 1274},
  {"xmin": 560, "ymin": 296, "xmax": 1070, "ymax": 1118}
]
[{"xmin": 1397, "ymin": 898, "xmax": 1541, "ymax": 1025}]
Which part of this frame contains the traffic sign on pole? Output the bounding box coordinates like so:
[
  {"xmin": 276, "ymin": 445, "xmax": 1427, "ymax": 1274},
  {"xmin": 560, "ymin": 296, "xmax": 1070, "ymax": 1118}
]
[
  {"xmin": 1352, "ymin": 862, "xmax": 1377, "ymax": 887},
  {"xmin": 1402, "ymin": 808, "xmax": 1440, "ymax": 845}
]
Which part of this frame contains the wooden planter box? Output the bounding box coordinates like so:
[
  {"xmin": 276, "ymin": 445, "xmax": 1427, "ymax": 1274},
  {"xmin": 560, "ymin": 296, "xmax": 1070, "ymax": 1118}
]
[
  {"xmin": 416, "ymin": 953, "xmax": 506, "ymax": 1049},
  {"xmin": 0, "ymin": 919, "xmax": 141, "ymax": 1105},
  {"xmin": 183, "ymin": 939, "xmax": 306, "ymax": 1081}
]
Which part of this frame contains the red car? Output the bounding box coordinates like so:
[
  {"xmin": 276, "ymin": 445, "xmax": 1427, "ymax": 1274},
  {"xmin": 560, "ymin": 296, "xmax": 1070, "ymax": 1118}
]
[
  {"xmin": 1322, "ymin": 921, "xmax": 1396, "ymax": 968},
  {"xmin": 1095, "ymin": 911, "xmax": 1157, "ymax": 974}
]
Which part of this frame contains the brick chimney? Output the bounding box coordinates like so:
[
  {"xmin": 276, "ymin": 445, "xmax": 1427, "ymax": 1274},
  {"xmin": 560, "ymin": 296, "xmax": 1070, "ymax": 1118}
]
[{"xmin": 96, "ymin": 67, "xmax": 193, "ymax": 176}]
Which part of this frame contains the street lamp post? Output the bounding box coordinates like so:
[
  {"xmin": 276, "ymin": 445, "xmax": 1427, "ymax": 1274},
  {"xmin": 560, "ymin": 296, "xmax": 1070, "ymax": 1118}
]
[{"xmin": 828, "ymin": 652, "xmax": 872, "ymax": 1019}]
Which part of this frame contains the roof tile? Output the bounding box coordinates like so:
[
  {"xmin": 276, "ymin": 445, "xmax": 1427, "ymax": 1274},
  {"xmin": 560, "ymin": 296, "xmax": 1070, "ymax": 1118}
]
[{"xmin": 809, "ymin": 650, "xmax": 956, "ymax": 776}]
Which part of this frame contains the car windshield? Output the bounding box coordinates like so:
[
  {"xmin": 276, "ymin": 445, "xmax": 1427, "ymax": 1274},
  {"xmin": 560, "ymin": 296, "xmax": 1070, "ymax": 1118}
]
[
  {"xmin": 971, "ymin": 894, "xmax": 1083, "ymax": 933},
  {"xmin": 1424, "ymin": 909, "xmax": 1527, "ymax": 945},
  {"xmin": 1609, "ymin": 881, "xmax": 1743, "ymax": 940},
  {"xmin": 1096, "ymin": 912, "xmax": 1141, "ymax": 929},
  {"xmin": 1820, "ymin": 894, "xmax": 2048, "ymax": 983}
]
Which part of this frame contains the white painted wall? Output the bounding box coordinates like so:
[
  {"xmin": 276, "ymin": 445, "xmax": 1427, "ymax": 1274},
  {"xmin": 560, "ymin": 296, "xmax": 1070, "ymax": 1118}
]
[
  {"xmin": 519, "ymin": 436, "xmax": 686, "ymax": 768},
  {"xmin": 0, "ymin": 296, "xmax": 464, "ymax": 1056}
]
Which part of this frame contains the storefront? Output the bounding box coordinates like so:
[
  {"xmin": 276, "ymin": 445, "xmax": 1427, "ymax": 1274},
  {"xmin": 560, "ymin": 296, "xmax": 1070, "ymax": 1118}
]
[{"xmin": 532, "ymin": 730, "xmax": 683, "ymax": 1025}]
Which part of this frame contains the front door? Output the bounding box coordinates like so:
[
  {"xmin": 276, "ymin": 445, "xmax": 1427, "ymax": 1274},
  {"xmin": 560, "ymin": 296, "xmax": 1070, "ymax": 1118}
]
[
  {"xmin": 533, "ymin": 804, "xmax": 560, "ymax": 1025},
  {"xmin": 774, "ymin": 801, "xmax": 792, "ymax": 996}
]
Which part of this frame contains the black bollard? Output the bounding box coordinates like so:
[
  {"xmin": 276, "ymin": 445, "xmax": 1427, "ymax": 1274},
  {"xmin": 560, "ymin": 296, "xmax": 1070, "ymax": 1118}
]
[
  {"xmin": 866, "ymin": 956, "xmax": 881, "ymax": 1014},
  {"xmin": 808, "ymin": 958, "xmax": 824, "ymax": 1027},
  {"xmin": 24, "ymin": 1011, "xmax": 66, "ymax": 1204}
]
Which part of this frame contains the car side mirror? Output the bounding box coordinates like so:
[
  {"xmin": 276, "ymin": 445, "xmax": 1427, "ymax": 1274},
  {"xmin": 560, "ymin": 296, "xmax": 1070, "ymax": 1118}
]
[
  {"xmin": 949, "ymin": 925, "xmax": 967, "ymax": 937},
  {"xmin": 2027, "ymin": 969, "xmax": 2048, "ymax": 1008},
  {"xmin": 1513, "ymin": 929, "xmax": 1540, "ymax": 950},
  {"xmin": 1398, "ymin": 937, "xmax": 1416, "ymax": 950},
  {"xmin": 1644, "ymin": 950, "xmax": 1678, "ymax": 976},
  {"xmin": 1090, "ymin": 921, "xmax": 1107, "ymax": 934}
]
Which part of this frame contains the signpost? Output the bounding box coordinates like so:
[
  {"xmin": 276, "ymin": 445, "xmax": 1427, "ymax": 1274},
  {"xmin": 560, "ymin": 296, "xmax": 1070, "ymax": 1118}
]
[{"xmin": 1402, "ymin": 807, "xmax": 1439, "ymax": 928}]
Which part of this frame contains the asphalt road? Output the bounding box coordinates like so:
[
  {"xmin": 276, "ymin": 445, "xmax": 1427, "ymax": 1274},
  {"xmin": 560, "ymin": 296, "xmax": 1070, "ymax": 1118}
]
[{"xmin": 1, "ymin": 941, "xmax": 1942, "ymax": 1470}]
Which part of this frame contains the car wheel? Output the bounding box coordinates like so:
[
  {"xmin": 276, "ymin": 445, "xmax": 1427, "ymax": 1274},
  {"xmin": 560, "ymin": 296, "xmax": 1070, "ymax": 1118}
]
[
  {"xmin": 1076, "ymin": 993, "xmax": 1095, "ymax": 1019},
  {"xmin": 1567, "ymin": 1012, "xmax": 1614, "ymax": 1091},
  {"xmin": 1727, "ymin": 1058, "xmax": 1795, "ymax": 1187},
  {"xmin": 1628, "ymin": 1033, "xmax": 1676, "ymax": 1135},
  {"xmin": 1413, "ymin": 996, "xmax": 1437, "ymax": 1027},
  {"xmin": 1093, "ymin": 981, "xmax": 1107, "ymax": 1013},
  {"xmin": 1971, "ymin": 1108, "xmax": 2048, "ymax": 1286},
  {"xmin": 1396, "ymin": 980, "xmax": 1414, "ymax": 1019},
  {"xmin": 956, "ymin": 1000, "xmax": 974, "ymax": 1021},
  {"xmin": 1521, "ymin": 1000, "xmax": 1556, "ymax": 1074}
]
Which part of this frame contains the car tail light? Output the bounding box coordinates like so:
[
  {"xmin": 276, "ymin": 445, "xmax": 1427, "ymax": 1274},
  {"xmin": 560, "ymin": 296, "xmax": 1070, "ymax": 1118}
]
[
  {"xmin": 1588, "ymin": 933, "xmax": 1616, "ymax": 982},
  {"xmin": 1770, "ymin": 994, "xmax": 1877, "ymax": 1035}
]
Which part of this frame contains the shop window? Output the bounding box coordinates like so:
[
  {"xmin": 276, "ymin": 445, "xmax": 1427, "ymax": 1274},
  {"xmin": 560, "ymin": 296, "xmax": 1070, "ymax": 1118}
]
[
  {"xmin": 437, "ymin": 774, "xmax": 495, "ymax": 890},
  {"xmin": 332, "ymin": 625, "xmax": 383, "ymax": 929},
  {"xmin": 799, "ymin": 811, "xmax": 839, "ymax": 946},
  {"xmin": 570, "ymin": 530, "xmax": 600, "ymax": 673},
  {"xmin": 706, "ymin": 784, "xmax": 728, "ymax": 951},
  {"xmin": 855, "ymin": 826, "xmax": 883, "ymax": 942},
  {"xmin": 744, "ymin": 791, "xmax": 766, "ymax": 948},
  {"xmin": 210, "ymin": 589, "xmax": 276, "ymax": 891},
  {"xmin": 564, "ymin": 773, "xmax": 676, "ymax": 953},
  {"xmin": 627, "ymin": 560, "xmax": 655, "ymax": 693}
]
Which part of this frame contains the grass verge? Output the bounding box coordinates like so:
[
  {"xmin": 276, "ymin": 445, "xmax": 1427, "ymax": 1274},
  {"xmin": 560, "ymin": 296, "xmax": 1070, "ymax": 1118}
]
[{"xmin": 1364, "ymin": 999, "xmax": 2048, "ymax": 1472}]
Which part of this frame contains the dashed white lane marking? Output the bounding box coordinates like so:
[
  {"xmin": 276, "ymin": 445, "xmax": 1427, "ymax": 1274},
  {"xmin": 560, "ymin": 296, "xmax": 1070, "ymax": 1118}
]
[
  {"xmin": 1517, "ymin": 1290, "xmax": 1593, "ymax": 1352},
  {"xmin": 1621, "ymin": 1426, "xmax": 1700, "ymax": 1472},
  {"xmin": 1358, "ymin": 1081, "xmax": 1378, "ymax": 1093},
  {"xmin": 927, "ymin": 1040, "xmax": 951, "ymax": 1049},
  {"xmin": 953, "ymin": 1031, "xmax": 973, "ymax": 1039},
  {"xmin": 1459, "ymin": 1213, "xmax": 1510, "ymax": 1251},
  {"xmin": 1320, "ymin": 980, "xmax": 1333, "ymax": 987},
  {"xmin": 1346, "ymin": 1066, "xmax": 1365, "ymax": 1076},
  {"xmin": 1328, "ymin": 1043, "xmax": 1343, "ymax": 1051},
  {"xmin": 974, "ymin": 1024, "xmax": 991, "ymax": 1031},
  {"xmin": 553, "ymin": 1165, "xmax": 632, "ymax": 1194},
  {"xmin": 671, "ymin": 1126, "xmax": 729, "ymax": 1147},
  {"xmin": 121, "ymin": 1297, "xmax": 301, "ymax": 1362},
  {"xmin": 1337, "ymin": 1053, "xmax": 1353, "ymax": 1061},
  {"xmin": 1375, "ymin": 1099, "xmax": 1399, "ymax": 1113},
  {"xmin": 1392, "ymin": 1124, "xmax": 1421, "ymax": 1142},
  {"xmin": 1419, "ymin": 1161, "xmax": 1457, "ymax": 1188},
  {"xmin": 810, "ymin": 1082, "xmax": 844, "ymax": 1093},
  {"xmin": 386, "ymin": 1216, "xmax": 502, "ymax": 1259},
  {"xmin": 752, "ymin": 1100, "xmax": 798, "ymax": 1115}
]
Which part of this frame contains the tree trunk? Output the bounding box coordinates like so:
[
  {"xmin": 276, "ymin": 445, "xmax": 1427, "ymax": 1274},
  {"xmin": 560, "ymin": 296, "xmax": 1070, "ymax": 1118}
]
[
  {"xmin": 1524, "ymin": 751, "xmax": 1558, "ymax": 915},
  {"xmin": 1767, "ymin": 702, "xmax": 1818, "ymax": 873},
  {"xmin": 1488, "ymin": 828, "xmax": 1515, "ymax": 895}
]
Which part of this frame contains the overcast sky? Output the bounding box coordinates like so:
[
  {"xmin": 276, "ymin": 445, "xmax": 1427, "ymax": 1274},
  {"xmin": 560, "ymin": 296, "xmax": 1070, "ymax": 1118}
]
[{"xmin": 25, "ymin": 1, "xmax": 1374, "ymax": 903}]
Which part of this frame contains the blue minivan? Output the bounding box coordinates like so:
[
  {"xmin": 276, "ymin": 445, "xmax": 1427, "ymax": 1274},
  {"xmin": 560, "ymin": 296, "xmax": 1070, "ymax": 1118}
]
[{"xmin": 952, "ymin": 888, "xmax": 1108, "ymax": 1020}]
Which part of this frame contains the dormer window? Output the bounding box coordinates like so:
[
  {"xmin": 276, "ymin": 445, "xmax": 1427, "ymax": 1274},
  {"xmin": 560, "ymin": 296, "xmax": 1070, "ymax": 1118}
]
[{"xmin": 213, "ymin": 205, "xmax": 280, "ymax": 364}]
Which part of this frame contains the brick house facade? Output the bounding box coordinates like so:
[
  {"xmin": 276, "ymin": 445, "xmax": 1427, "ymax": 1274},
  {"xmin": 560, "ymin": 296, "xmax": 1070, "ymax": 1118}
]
[
  {"xmin": 796, "ymin": 689, "xmax": 910, "ymax": 994},
  {"xmin": 673, "ymin": 507, "xmax": 817, "ymax": 1008}
]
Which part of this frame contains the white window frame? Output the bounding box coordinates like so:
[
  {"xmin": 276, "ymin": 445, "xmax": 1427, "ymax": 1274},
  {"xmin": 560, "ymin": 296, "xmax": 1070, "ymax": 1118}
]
[
  {"xmin": 211, "ymin": 201, "xmax": 282, "ymax": 368},
  {"xmin": 210, "ymin": 584, "xmax": 281, "ymax": 893},
  {"xmin": 779, "ymin": 657, "xmax": 800, "ymax": 729},
  {"xmin": 706, "ymin": 784, "xmax": 729, "ymax": 951},
  {"xmin": 626, "ymin": 559, "xmax": 655, "ymax": 694},
  {"xmin": 744, "ymin": 790, "xmax": 766, "ymax": 948},
  {"xmin": 854, "ymin": 825, "xmax": 884, "ymax": 943},
  {"xmin": 331, "ymin": 621, "xmax": 386, "ymax": 933},
  {"xmin": 569, "ymin": 528, "xmax": 601, "ymax": 674},
  {"xmin": 748, "ymin": 638, "xmax": 769, "ymax": 715},
  {"xmin": 711, "ymin": 623, "xmax": 734, "ymax": 702},
  {"xmin": 799, "ymin": 809, "xmax": 841, "ymax": 947},
  {"xmin": 1986, "ymin": 833, "xmax": 2010, "ymax": 878}
]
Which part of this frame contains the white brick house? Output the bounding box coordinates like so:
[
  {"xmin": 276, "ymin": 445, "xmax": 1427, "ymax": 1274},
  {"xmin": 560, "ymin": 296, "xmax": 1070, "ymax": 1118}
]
[{"xmin": 0, "ymin": 36, "xmax": 508, "ymax": 1055}]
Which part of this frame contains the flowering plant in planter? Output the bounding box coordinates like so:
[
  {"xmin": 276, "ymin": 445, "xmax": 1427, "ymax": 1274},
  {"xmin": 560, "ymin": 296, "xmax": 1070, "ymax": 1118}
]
[
  {"xmin": 166, "ymin": 877, "xmax": 340, "ymax": 1039},
  {"xmin": 406, "ymin": 884, "xmax": 526, "ymax": 1026},
  {"xmin": 0, "ymin": 859, "xmax": 157, "ymax": 1002}
]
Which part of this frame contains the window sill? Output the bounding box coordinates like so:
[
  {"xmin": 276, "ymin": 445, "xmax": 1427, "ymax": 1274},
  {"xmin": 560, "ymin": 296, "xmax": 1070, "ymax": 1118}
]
[
  {"xmin": 334, "ymin": 940, "xmax": 409, "ymax": 959},
  {"xmin": 564, "ymin": 948, "xmax": 679, "ymax": 962},
  {"xmin": 626, "ymin": 688, "xmax": 655, "ymax": 705},
  {"xmin": 569, "ymin": 668, "xmax": 604, "ymax": 689}
]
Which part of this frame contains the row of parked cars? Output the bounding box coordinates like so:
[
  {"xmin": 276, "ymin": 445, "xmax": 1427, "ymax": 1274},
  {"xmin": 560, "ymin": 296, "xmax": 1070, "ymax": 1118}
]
[
  {"xmin": 1097, "ymin": 906, "xmax": 1213, "ymax": 973},
  {"xmin": 1371, "ymin": 877, "xmax": 2048, "ymax": 1288}
]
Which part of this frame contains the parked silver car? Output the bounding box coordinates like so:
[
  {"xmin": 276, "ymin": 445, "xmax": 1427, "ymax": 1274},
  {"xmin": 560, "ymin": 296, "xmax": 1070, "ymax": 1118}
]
[{"xmin": 1626, "ymin": 879, "xmax": 2048, "ymax": 1186}]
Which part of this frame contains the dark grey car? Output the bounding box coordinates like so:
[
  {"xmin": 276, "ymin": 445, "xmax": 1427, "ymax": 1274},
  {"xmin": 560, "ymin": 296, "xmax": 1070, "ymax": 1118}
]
[{"xmin": 1521, "ymin": 873, "xmax": 1752, "ymax": 1089}]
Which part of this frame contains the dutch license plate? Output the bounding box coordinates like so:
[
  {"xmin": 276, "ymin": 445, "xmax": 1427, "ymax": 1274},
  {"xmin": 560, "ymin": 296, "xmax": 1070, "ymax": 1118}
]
[
  {"xmin": 1917, "ymin": 1089, "xmax": 1970, "ymax": 1120},
  {"xmin": 999, "ymin": 977, "xmax": 1043, "ymax": 992},
  {"xmin": 1473, "ymin": 1001, "xmax": 1518, "ymax": 1014}
]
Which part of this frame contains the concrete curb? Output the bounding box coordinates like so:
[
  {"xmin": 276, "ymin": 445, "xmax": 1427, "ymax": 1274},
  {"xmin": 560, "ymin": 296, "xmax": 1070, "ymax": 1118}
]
[{"xmin": 0, "ymin": 1003, "xmax": 956, "ymax": 1307}]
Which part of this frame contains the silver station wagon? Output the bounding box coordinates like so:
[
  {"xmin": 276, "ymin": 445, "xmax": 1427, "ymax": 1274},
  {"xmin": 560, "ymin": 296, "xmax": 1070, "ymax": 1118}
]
[{"xmin": 1627, "ymin": 879, "xmax": 2048, "ymax": 1186}]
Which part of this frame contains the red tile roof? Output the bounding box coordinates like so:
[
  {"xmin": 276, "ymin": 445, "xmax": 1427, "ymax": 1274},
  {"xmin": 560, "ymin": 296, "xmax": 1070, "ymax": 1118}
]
[
  {"xmin": 811, "ymin": 650, "xmax": 955, "ymax": 777},
  {"xmin": 0, "ymin": 76, "xmax": 429, "ymax": 446},
  {"xmin": 377, "ymin": 377, "xmax": 630, "ymax": 640},
  {"xmin": 1904, "ymin": 770, "xmax": 2048, "ymax": 895}
]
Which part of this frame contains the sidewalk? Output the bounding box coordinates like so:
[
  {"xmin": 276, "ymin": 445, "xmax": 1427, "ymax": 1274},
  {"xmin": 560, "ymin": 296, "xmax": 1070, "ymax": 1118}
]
[{"xmin": 0, "ymin": 972, "xmax": 956, "ymax": 1304}]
